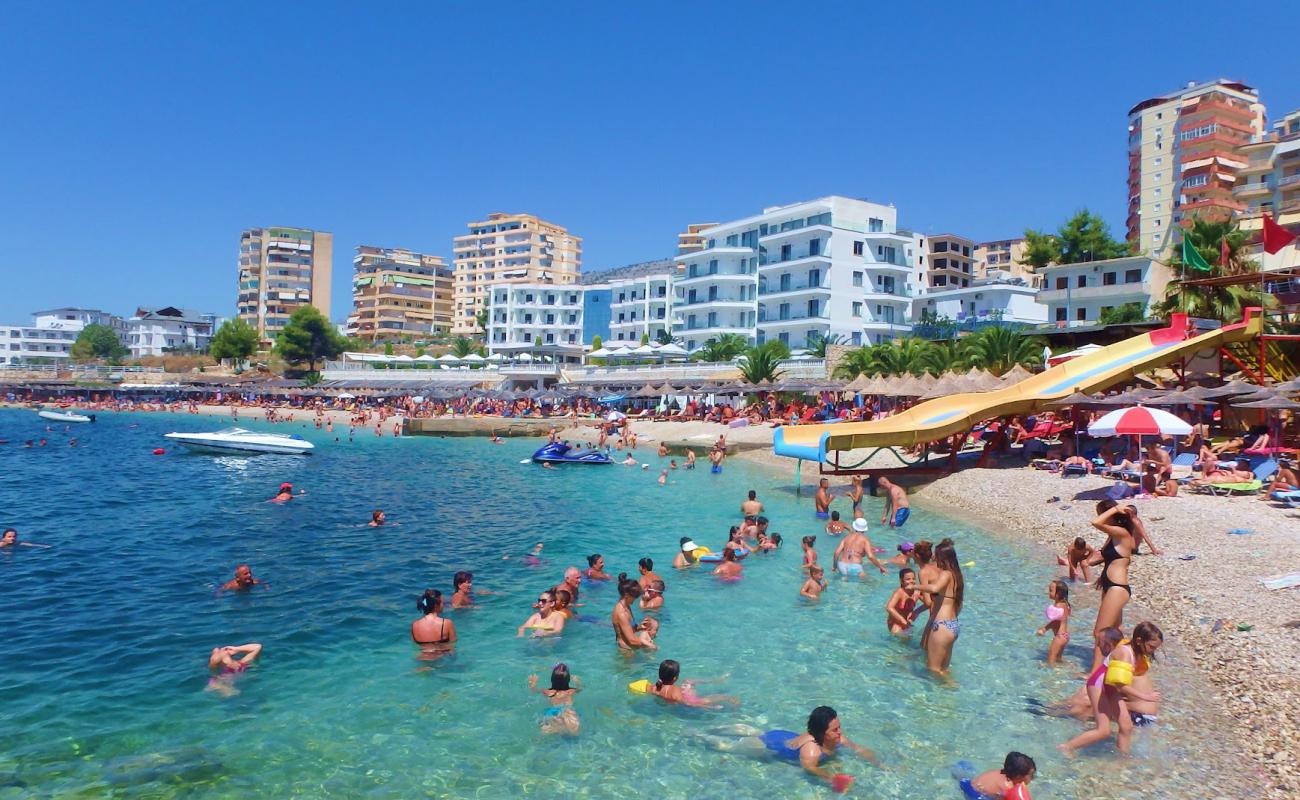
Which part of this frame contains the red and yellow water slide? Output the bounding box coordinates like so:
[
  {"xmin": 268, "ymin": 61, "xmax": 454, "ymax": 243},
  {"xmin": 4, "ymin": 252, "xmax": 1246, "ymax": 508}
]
[{"xmin": 773, "ymin": 309, "xmax": 1264, "ymax": 464}]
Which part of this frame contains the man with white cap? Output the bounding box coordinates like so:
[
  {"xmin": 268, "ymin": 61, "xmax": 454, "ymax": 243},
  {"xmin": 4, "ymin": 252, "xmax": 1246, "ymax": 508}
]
[{"xmin": 832, "ymin": 517, "xmax": 886, "ymax": 579}]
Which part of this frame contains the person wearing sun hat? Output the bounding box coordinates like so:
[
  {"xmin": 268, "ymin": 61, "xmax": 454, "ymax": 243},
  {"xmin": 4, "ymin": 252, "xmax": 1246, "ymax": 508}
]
[
  {"xmin": 673, "ymin": 537, "xmax": 701, "ymax": 569},
  {"xmin": 832, "ymin": 517, "xmax": 886, "ymax": 579}
]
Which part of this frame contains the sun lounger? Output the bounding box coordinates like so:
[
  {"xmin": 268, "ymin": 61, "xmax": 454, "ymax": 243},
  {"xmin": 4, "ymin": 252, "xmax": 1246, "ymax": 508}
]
[
  {"xmin": 1271, "ymin": 489, "xmax": 1300, "ymax": 508},
  {"xmin": 1198, "ymin": 459, "xmax": 1278, "ymax": 496}
]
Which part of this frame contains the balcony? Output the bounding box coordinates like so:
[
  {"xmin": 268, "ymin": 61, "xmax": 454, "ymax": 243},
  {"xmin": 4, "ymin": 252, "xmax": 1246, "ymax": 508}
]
[
  {"xmin": 757, "ymin": 312, "xmax": 829, "ymax": 327},
  {"xmin": 864, "ymin": 254, "xmax": 914, "ymax": 270},
  {"xmin": 758, "ymin": 224, "xmax": 834, "ymax": 242},
  {"xmin": 673, "ymin": 246, "xmax": 751, "ymax": 262},
  {"xmin": 1037, "ymin": 282, "xmax": 1151, "ymax": 304},
  {"xmin": 676, "ymin": 269, "xmax": 756, "ymax": 285},
  {"xmin": 678, "ymin": 296, "xmax": 752, "ymax": 308},
  {"xmin": 862, "ymin": 285, "xmax": 913, "ymax": 301},
  {"xmin": 758, "ymin": 281, "xmax": 830, "ymax": 298},
  {"xmin": 1280, "ymin": 174, "xmax": 1300, "ymax": 188}
]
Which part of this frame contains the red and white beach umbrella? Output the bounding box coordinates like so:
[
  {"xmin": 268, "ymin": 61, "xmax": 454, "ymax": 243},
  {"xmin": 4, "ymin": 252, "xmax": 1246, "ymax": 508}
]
[{"xmin": 1087, "ymin": 406, "xmax": 1192, "ymax": 437}]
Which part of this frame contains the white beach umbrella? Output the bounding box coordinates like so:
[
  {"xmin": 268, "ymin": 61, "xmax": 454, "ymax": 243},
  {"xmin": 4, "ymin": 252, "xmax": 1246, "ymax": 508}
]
[
  {"xmin": 337, "ymin": 393, "xmax": 356, "ymax": 399},
  {"xmin": 607, "ymin": 346, "xmax": 633, "ymax": 358},
  {"xmin": 393, "ymin": 354, "xmax": 414, "ymax": 363},
  {"xmin": 588, "ymin": 347, "xmax": 612, "ymax": 358},
  {"xmin": 1087, "ymin": 406, "xmax": 1192, "ymax": 438},
  {"xmin": 414, "ymin": 354, "xmax": 437, "ymax": 363},
  {"xmin": 630, "ymin": 344, "xmax": 656, "ymax": 356},
  {"xmin": 462, "ymin": 353, "xmax": 486, "ymax": 363},
  {"xmin": 606, "ymin": 409, "xmax": 626, "ymax": 422},
  {"xmin": 517, "ymin": 352, "xmax": 535, "ymax": 362},
  {"xmin": 657, "ymin": 343, "xmax": 687, "ymax": 357},
  {"xmin": 486, "ymin": 353, "xmax": 505, "ymax": 362},
  {"xmin": 436, "ymin": 354, "xmax": 462, "ymax": 363}
]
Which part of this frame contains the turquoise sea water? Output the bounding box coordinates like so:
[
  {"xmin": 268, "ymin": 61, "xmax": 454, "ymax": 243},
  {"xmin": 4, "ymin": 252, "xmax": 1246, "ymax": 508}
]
[{"xmin": 0, "ymin": 409, "xmax": 1228, "ymax": 798}]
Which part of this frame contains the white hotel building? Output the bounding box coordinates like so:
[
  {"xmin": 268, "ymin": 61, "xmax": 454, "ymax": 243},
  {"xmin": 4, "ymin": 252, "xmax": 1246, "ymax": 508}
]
[
  {"xmin": 672, "ymin": 196, "xmax": 918, "ymax": 351},
  {"xmin": 607, "ymin": 271, "xmax": 675, "ymax": 344},
  {"xmin": 485, "ymin": 282, "xmax": 586, "ymax": 363}
]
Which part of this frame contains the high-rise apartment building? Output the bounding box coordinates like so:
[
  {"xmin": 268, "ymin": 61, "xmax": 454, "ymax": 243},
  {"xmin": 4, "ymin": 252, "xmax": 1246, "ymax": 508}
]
[
  {"xmin": 1234, "ymin": 109, "xmax": 1300, "ymax": 257},
  {"xmin": 451, "ymin": 213, "xmax": 581, "ymax": 335},
  {"xmin": 237, "ymin": 227, "xmax": 333, "ymax": 342},
  {"xmin": 677, "ymin": 223, "xmax": 717, "ymax": 255},
  {"xmin": 924, "ymin": 234, "xmax": 976, "ymax": 290},
  {"xmin": 672, "ymin": 196, "xmax": 918, "ymax": 350},
  {"xmin": 974, "ymin": 238, "xmax": 1034, "ymax": 284},
  {"xmin": 484, "ymin": 283, "xmax": 586, "ymax": 362},
  {"xmin": 1126, "ymin": 80, "xmax": 1266, "ymax": 256},
  {"xmin": 346, "ymin": 246, "xmax": 452, "ymax": 342}
]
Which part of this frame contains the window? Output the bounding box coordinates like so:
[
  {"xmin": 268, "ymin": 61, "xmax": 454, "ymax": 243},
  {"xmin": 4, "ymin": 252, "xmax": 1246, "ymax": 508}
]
[
  {"xmin": 1103, "ymin": 272, "xmax": 1117, "ymax": 286},
  {"xmin": 935, "ymin": 257, "xmax": 948, "ymax": 268},
  {"xmin": 1125, "ymin": 269, "xmax": 1142, "ymax": 283},
  {"xmin": 1182, "ymin": 175, "xmax": 1208, "ymax": 189},
  {"xmin": 868, "ymin": 218, "xmax": 884, "ymax": 232},
  {"xmin": 852, "ymin": 302, "xmax": 862, "ymax": 317},
  {"xmin": 852, "ymin": 271, "xmax": 863, "ymax": 287},
  {"xmin": 725, "ymin": 234, "xmax": 738, "ymax": 246},
  {"xmin": 780, "ymin": 244, "xmax": 792, "ymax": 261},
  {"xmin": 1154, "ymin": 219, "xmax": 1162, "ymax": 227},
  {"xmin": 853, "ymin": 241, "xmax": 864, "ymax": 256},
  {"xmin": 1076, "ymin": 275, "xmax": 1086, "ymax": 288},
  {"xmin": 1077, "ymin": 308, "xmax": 1087, "ymax": 321},
  {"xmin": 1055, "ymin": 277, "xmax": 1067, "ymax": 290},
  {"xmin": 808, "ymin": 238, "xmax": 821, "ymax": 256},
  {"xmin": 1055, "ymin": 307, "xmax": 1068, "ymax": 322}
]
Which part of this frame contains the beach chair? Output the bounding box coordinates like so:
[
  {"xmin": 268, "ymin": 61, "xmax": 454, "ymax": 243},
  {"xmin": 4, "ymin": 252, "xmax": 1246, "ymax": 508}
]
[
  {"xmin": 1199, "ymin": 459, "xmax": 1278, "ymax": 496},
  {"xmin": 1269, "ymin": 489, "xmax": 1300, "ymax": 508},
  {"xmin": 1169, "ymin": 452, "xmax": 1199, "ymax": 485}
]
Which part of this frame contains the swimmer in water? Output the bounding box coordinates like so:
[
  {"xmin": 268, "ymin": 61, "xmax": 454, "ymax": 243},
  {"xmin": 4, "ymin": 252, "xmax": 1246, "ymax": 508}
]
[
  {"xmin": 528, "ymin": 663, "xmax": 581, "ymax": 736},
  {"xmin": 649, "ymin": 659, "xmax": 738, "ymax": 708},
  {"xmin": 637, "ymin": 557, "xmax": 663, "ymax": 590},
  {"xmin": 824, "ymin": 510, "xmax": 848, "ymax": 536},
  {"xmin": 220, "ymin": 564, "xmax": 262, "ymax": 592},
  {"xmin": 411, "ymin": 589, "xmax": 456, "ymax": 656},
  {"xmin": 634, "ymin": 616, "xmax": 660, "ymax": 648},
  {"xmin": 801, "ymin": 535, "xmax": 818, "ymax": 572},
  {"xmin": 963, "ymin": 752, "xmax": 1036, "ymax": 800},
  {"xmin": 878, "ymin": 477, "xmax": 910, "ymax": 528},
  {"xmin": 657, "ymin": 443, "xmax": 668, "ymax": 457},
  {"xmin": 801, "ymin": 565, "xmax": 827, "ymax": 601},
  {"xmin": 542, "ymin": 461, "xmax": 557, "ymax": 469},
  {"xmin": 369, "ymin": 510, "xmax": 385, "ymax": 527},
  {"xmin": 206, "ymin": 643, "xmax": 262, "ymax": 696},
  {"xmin": 518, "ymin": 589, "xmax": 567, "ymax": 637},
  {"xmin": 673, "ymin": 537, "xmax": 700, "ymax": 569},
  {"xmin": 669, "ymin": 459, "xmax": 678, "ymax": 470},
  {"xmin": 622, "ymin": 454, "xmax": 637, "ymax": 466},
  {"xmin": 270, "ymin": 482, "xmax": 302, "ymax": 503},
  {"xmin": 1036, "ymin": 579, "xmax": 1072, "ymax": 665},
  {"xmin": 451, "ymin": 571, "xmax": 492, "ymax": 608},
  {"xmin": 698, "ymin": 705, "xmax": 880, "ymax": 790},
  {"xmin": 584, "ymin": 553, "xmax": 612, "ymax": 581},
  {"xmin": 685, "ymin": 449, "xmax": 697, "ymax": 469},
  {"xmin": 884, "ymin": 568, "xmax": 921, "ymax": 634},
  {"xmin": 713, "ymin": 547, "xmax": 743, "ymax": 580},
  {"xmin": 1, "ymin": 528, "xmax": 49, "ymax": 549},
  {"xmin": 640, "ymin": 579, "xmax": 665, "ymax": 611},
  {"xmin": 814, "ymin": 478, "xmax": 833, "ymax": 518},
  {"xmin": 658, "ymin": 468, "xmax": 668, "ymax": 485},
  {"xmin": 741, "ymin": 489, "xmax": 763, "ymax": 520}
]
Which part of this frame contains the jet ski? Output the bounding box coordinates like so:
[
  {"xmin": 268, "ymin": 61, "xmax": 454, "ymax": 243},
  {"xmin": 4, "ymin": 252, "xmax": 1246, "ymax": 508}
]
[{"xmin": 531, "ymin": 442, "xmax": 613, "ymax": 465}]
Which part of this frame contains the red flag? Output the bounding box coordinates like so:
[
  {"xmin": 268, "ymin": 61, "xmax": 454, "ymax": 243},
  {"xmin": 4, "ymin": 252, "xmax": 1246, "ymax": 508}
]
[
  {"xmin": 1263, "ymin": 213, "xmax": 1297, "ymax": 254},
  {"xmin": 1220, "ymin": 238, "xmax": 1231, "ymax": 268}
]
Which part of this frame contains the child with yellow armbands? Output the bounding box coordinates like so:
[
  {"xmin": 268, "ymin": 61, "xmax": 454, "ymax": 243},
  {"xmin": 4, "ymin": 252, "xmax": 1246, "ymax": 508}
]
[{"xmin": 1058, "ymin": 622, "xmax": 1164, "ymax": 756}]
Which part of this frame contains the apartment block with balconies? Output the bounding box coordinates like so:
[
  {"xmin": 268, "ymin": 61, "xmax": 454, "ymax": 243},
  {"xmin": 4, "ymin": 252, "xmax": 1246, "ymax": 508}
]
[
  {"xmin": 237, "ymin": 227, "xmax": 333, "ymax": 343},
  {"xmin": 452, "ymin": 213, "xmax": 581, "ymax": 335},
  {"xmin": 1126, "ymin": 80, "xmax": 1265, "ymax": 257},
  {"xmin": 925, "ymin": 234, "xmax": 976, "ymax": 290},
  {"xmin": 485, "ymin": 282, "xmax": 586, "ymax": 362},
  {"xmin": 607, "ymin": 271, "xmax": 676, "ymax": 345},
  {"xmin": 1234, "ymin": 109, "xmax": 1300, "ymax": 258},
  {"xmin": 346, "ymin": 246, "xmax": 452, "ymax": 342},
  {"xmin": 974, "ymin": 238, "xmax": 1034, "ymax": 284},
  {"xmin": 672, "ymin": 196, "xmax": 916, "ymax": 351},
  {"xmin": 1035, "ymin": 256, "xmax": 1171, "ymax": 325},
  {"xmin": 677, "ymin": 222, "xmax": 717, "ymax": 256}
]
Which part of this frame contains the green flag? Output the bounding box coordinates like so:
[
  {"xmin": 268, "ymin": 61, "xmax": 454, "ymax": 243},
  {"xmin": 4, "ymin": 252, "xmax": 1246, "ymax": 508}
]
[{"xmin": 1182, "ymin": 237, "xmax": 1212, "ymax": 271}]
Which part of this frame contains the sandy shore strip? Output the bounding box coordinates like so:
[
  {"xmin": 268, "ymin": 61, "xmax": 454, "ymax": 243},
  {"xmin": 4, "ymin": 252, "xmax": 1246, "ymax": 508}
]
[{"xmin": 735, "ymin": 444, "xmax": 1300, "ymax": 798}]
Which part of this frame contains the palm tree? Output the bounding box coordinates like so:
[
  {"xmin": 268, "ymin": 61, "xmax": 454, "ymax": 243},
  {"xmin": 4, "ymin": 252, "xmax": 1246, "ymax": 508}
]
[
  {"xmin": 806, "ymin": 333, "xmax": 845, "ymax": 358},
  {"xmin": 919, "ymin": 340, "xmax": 962, "ymax": 376},
  {"xmin": 737, "ymin": 341, "xmax": 787, "ymax": 384},
  {"xmin": 450, "ymin": 336, "xmax": 477, "ymax": 358},
  {"xmin": 833, "ymin": 346, "xmax": 877, "ymax": 379},
  {"xmin": 692, "ymin": 333, "xmax": 748, "ymax": 363},
  {"xmin": 960, "ymin": 327, "xmax": 1045, "ymax": 376},
  {"xmin": 871, "ymin": 336, "xmax": 933, "ymax": 376},
  {"xmin": 1153, "ymin": 219, "xmax": 1274, "ymax": 321}
]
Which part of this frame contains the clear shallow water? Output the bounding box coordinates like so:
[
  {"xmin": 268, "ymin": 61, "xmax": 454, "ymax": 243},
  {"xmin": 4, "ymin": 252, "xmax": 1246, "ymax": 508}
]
[{"xmin": 0, "ymin": 409, "xmax": 1229, "ymax": 798}]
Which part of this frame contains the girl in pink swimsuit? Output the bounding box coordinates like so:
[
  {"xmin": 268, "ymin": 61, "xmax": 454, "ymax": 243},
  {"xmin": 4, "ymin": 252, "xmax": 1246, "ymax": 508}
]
[{"xmin": 1036, "ymin": 580, "xmax": 1072, "ymax": 665}]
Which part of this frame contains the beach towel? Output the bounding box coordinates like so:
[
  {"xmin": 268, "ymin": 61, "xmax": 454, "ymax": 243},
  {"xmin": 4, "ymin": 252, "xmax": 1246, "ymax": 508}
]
[{"xmin": 1106, "ymin": 481, "xmax": 1135, "ymax": 501}]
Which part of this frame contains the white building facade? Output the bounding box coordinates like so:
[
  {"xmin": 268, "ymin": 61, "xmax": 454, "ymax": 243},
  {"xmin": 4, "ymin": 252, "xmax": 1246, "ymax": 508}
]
[
  {"xmin": 126, "ymin": 306, "xmax": 221, "ymax": 357},
  {"xmin": 607, "ymin": 272, "xmax": 676, "ymax": 344},
  {"xmin": 914, "ymin": 273, "xmax": 1047, "ymax": 326},
  {"xmin": 485, "ymin": 282, "xmax": 586, "ymax": 362},
  {"xmin": 672, "ymin": 196, "xmax": 919, "ymax": 351},
  {"xmin": 1035, "ymin": 256, "xmax": 1172, "ymax": 325},
  {"xmin": 0, "ymin": 308, "xmax": 125, "ymax": 366}
]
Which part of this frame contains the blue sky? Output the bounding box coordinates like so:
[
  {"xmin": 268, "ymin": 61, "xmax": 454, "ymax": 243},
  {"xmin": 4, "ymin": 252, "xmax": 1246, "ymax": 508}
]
[{"xmin": 3, "ymin": 1, "xmax": 1299, "ymax": 323}]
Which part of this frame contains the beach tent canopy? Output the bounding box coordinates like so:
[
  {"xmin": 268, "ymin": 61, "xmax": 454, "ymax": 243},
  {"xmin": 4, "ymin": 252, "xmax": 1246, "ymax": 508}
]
[
  {"xmin": 1000, "ymin": 363, "xmax": 1035, "ymax": 384},
  {"xmin": 1194, "ymin": 379, "xmax": 1262, "ymax": 398},
  {"xmin": 435, "ymin": 354, "xmax": 461, "ymax": 363},
  {"xmin": 1048, "ymin": 390, "xmax": 1101, "ymax": 408},
  {"xmin": 654, "ymin": 382, "xmax": 678, "ymax": 394},
  {"xmin": 1147, "ymin": 389, "xmax": 1217, "ymax": 406},
  {"xmin": 462, "ymin": 353, "xmax": 486, "ymax": 363},
  {"xmin": 1087, "ymin": 406, "xmax": 1192, "ymax": 437},
  {"xmin": 630, "ymin": 345, "xmax": 656, "ymax": 356},
  {"xmin": 1234, "ymin": 396, "xmax": 1300, "ymax": 409},
  {"xmin": 587, "ymin": 347, "xmax": 612, "ymax": 358},
  {"xmin": 516, "ymin": 352, "xmax": 534, "ymax": 362},
  {"xmin": 414, "ymin": 354, "xmax": 437, "ymax": 362},
  {"xmin": 486, "ymin": 353, "xmax": 505, "ymax": 362},
  {"xmin": 657, "ymin": 343, "xmax": 688, "ymax": 357}
]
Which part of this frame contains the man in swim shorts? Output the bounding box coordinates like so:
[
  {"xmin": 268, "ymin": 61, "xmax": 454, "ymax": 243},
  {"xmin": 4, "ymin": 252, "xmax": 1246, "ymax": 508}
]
[
  {"xmin": 878, "ymin": 477, "xmax": 910, "ymax": 528},
  {"xmin": 833, "ymin": 518, "xmax": 886, "ymax": 578},
  {"xmin": 814, "ymin": 478, "xmax": 833, "ymax": 519},
  {"xmin": 741, "ymin": 490, "xmax": 763, "ymax": 520}
]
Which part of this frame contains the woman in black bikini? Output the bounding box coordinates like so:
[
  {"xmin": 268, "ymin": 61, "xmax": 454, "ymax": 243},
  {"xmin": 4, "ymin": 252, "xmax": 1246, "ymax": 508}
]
[
  {"xmin": 1088, "ymin": 500, "xmax": 1133, "ymax": 672},
  {"xmin": 411, "ymin": 589, "xmax": 456, "ymax": 657}
]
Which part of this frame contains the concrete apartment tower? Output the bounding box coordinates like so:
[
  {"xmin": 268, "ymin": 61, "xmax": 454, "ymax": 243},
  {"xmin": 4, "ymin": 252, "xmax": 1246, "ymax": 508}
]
[
  {"xmin": 677, "ymin": 222, "xmax": 718, "ymax": 255},
  {"xmin": 923, "ymin": 234, "xmax": 976, "ymax": 290},
  {"xmin": 237, "ymin": 227, "xmax": 333, "ymax": 343},
  {"xmin": 346, "ymin": 246, "xmax": 452, "ymax": 342},
  {"xmin": 451, "ymin": 212, "xmax": 581, "ymax": 336},
  {"xmin": 1234, "ymin": 109, "xmax": 1300, "ymax": 255},
  {"xmin": 1126, "ymin": 80, "xmax": 1266, "ymax": 256}
]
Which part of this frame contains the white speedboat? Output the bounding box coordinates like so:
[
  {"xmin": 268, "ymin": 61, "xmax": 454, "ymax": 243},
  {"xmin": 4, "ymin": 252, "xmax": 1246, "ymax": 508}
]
[
  {"xmin": 164, "ymin": 427, "xmax": 315, "ymax": 456},
  {"xmin": 38, "ymin": 409, "xmax": 94, "ymax": 423}
]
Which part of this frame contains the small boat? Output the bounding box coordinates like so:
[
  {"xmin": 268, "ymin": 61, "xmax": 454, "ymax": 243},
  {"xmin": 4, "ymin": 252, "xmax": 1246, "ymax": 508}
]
[
  {"xmin": 164, "ymin": 427, "xmax": 315, "ymax": 456},
  {"xmin": 38, "ymin": 409, "xmax": 95, "ymax": 423},
  {"xmin": 531, "ymin": 442, "xmax": 612, "ymax": 465}
]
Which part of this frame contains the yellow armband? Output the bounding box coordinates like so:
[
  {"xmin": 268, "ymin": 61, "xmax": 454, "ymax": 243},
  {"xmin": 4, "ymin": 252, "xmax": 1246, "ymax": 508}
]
[
  {"xmin": 628, "ymin": 679, "xmax": 652, "ymax": 694},
  {"xmin": 1104, "ymin": 659, "xmax": 1134, "ymax": 687}
]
